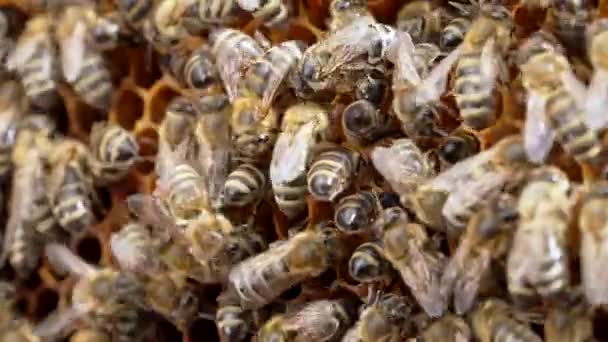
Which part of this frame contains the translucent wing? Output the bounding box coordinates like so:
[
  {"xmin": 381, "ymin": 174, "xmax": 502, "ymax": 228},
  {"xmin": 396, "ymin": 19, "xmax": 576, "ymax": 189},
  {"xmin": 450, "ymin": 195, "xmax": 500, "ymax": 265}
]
[
  {"xmin": 426, "ymin": 147, "xmax": 494, "ymax": 193},
  {"xmin": 45, "ymin": 243, "xmax": 95, "ymax": 278},
  {"xmin": 580, "ymin": 227, "xmax": 608, "ymax": 305},
  {"xmin": 33, "ymin": 307, "xmax": 81, "ymax": 339},
  {"xmin": 7, "ymin": 36, "xmax": 40, "ymax": 71},
  {"xmin": 480, "ymin": 37, "xmax": 498, "ymax": 87},
  {"xmin": 415, "ymin": 44, "xmax": 462, "ymax": 106},
  {"xmin": 110, "ymin": 224, "xmax": 154, "ymax": 273},
  {"xmin": 560, "ymin": 69, "xmax": 587, "ymax": 111},
  {"xmin": 324, "ymin": 18, "xmax": 378, "ymax": 74},
  {"xmin": 584, "ymin": 69, "xmax": 608, "ymax": 130},
  {"xmin": 390, "ymin": 31, "xmax": 421, "ymax": 86},
  {"xmin": 61, "ymin": 20, "xmax": 86, "ymax": 82},
  {"xmin": 260, "ymin": 41, "xmax": 303, "ymax": 111},
  {"xmin": 524, "ymin": 91, "xmax": 554, "ymax": 164},
  {"xmin": 270, "ymin": 121, "xmax": 316, "ymax": 185}
]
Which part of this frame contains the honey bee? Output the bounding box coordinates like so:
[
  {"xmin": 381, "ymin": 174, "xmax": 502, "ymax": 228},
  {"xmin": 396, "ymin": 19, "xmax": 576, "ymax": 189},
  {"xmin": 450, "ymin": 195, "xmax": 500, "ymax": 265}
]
[
  {"xmin": 236, "ymin": 0, "xmax": 289, "ymax": 27},
  {"xmin": 217, "ymin": 303, "xmax": 251, "ymax": 342},
  {"xmin": 141, "ymin": 0, "xmax": 192, "ymax": 52},
  {"xmin": 436, "ymin": 129, "xmax": 480, "ymax": 170},
  {"xmin": 416, "ymin": 314, "xmax": 472, "ymax": 342},
  {"xmin": 110, "ymin": 222, "xmax": 159, "ymax": 274},
  {"xmin": 0, "ymin": 80, "xmax": 26, "ymax": 182},
  {"xmin": 546, "ymin": 0, "xmax": 592, "ymax": 54},
  {"xmin": 583, "ymin": 18, "xmax": 608, "ymax": 134},
  {"xmin": 507, "ymin": 167, "xmax": 572, "ymax": 304},
  {"xmin": 88, "ymin": 121, "xmax": 139, "ymax": 186},
  {"xmin": 371, "ymin": 138, "xmax": 436, "ymax": 197},
  {"xmin": 452, "ymin": 3, "xmax": 513, "ymax": 130},
  {"xmin": 472, "ymin": 298, "xmax": 543, "ymax": 342},
  {"xmin": 231, "ymin": 96, "xmax": 279, "ymax": 160},
  {"xmin": 377, "ymin": 207, "xmax": 447, "ymax": 317},
  {"xmin": 327, "ymin": 0, "xmax": 374, "ymax": 33},
  {"xmin": 210, "ymin": 28, "xmax": 264, "ymax": 102},
  {"xmin": 257, "ymin": 298, "xmax": 357, "ymax": 342},
  {"xmin": 7, "ymin": 14, "xmax": 60, "ymax": 110},
  {"xmin": 440, "ymin": 14, "xmax": 471, "ymax": 52},
  {"xmin": 341, "ymin": 99, "xmax": 394, "ymax": 146},
  {"xmin": 159, "ymin": 96, "xmax": 199, "ymax": 148},
  {"xmin": 396, "ymin": 0, "xmax": 446, "ymax": 44},
  {"xmin": 270, "ymin": 102, "xmax": 328, "ymax": 219},
  {"xmin": 335, "ymin": 191, "xmax": 380, "ymax": 234},
  {"xmin": 228, "ymin": 227, "xmax": 347, "ymax": 309},
  {"xmin": 36, "ymin": 244, "xmax": 145, "ymax": 342},
  {"xmin": 55, "ymin": 5, "xmax": 113, "ymax": 110},
  {"xmin": 116, "ymin": 0, "xmax": 154, "ymax": 30},
  {"xmin": 348, "ymin": 242, "xmax": 396, "ymax": 286},
  {"xmin": 86, "ymin": 11, "xmax": 125, "ymax": 51},
  {"xmin": 544, "ymin": 289, "xmax": 593, "ymax": 342},
  {"xmin": 46, "ymin": 138, "xmax": 97, "ymax": 234},
  {"xmin": 307, "ymin": 144, "xmax": 360, "ymax": 202},
  {"xmin": 518, "ymin": 31, "xmax": 604, "ymax": 164},
  {"xmin": 223, "ymin": 162, "xmax": 267, "ymax": 207},
  {"xmin": 342, "ymin": 293, "xmax": 410, "ymax": 342},
  {"xmin": 577, "ymin": 183, "xmax": 608, "ymax": 305},
  {"xmin": 163, "ymin": 44, "xmax": 218, "ymax": 89},
  {"xmin": 70, "ymin": 329, "xmax": 111, "ymax": 342},
  {"xmin": 440, "ymin": 193, "xmax": 518, "ymax": 314},
  {"xmin": 354, "ymin": 70, "xmax": 389, "ymax": 106}
]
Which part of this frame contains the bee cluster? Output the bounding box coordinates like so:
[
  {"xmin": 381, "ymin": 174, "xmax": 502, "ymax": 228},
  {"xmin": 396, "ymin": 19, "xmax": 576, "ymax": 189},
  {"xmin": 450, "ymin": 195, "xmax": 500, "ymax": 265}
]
[{"xmin": 2, "ymin": 0, "xmax": 608, "ymax": 340}]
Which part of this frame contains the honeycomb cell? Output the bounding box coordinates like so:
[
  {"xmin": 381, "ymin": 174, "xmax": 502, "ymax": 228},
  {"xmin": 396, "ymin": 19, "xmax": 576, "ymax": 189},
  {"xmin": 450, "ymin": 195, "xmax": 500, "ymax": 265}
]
[
  {"xmin": 32, "ymin": 288, "xmax": 59, "ymax": 321},
  {"xmin": 114, "ymin": 90, "xmax": 144, "ymax": 131},
  {"xmin": 148, "ymin": 86, "xmax": 180, "ymax": 124},
  {"xmin": 75, "ymin": 235, "xmax": 102, "ymax": 266}
]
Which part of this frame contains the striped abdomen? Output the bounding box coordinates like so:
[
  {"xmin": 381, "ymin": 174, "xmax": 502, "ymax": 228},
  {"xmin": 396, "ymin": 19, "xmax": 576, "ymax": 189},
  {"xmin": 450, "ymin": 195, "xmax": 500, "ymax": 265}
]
[
  {"xmin": 72, "ymin": 51, "xmax": 112, "ymax": 110},
  {"xmin": 8, "ymin": 222, "xmax": 40, "ymax": 279},
  {"xmin": 118, "ymin": 0, "xmax": 154, "ymax": 28},
  {"xmin": 335, "ymin": 191, "xmax": 378, "ymax": 233},
  {"xmin": 183, "ymin": 47, "xmax": 217, "ymax": 89},
  {"xmin": 197, "ymin": 0, "xmax": 239, "ymax": 24},
  {"xmin": 20, "ymin": 44, "xmax": 59, "ymax": 110},
  {"xmin": 29, "ymin": 190, "xmax": 60, "ymax": 237},
  {"xmin": 307, "ymin": 148, "xmax": 359, "ymax": 202},
  {"xmin": 92, "ymin": 125, "xmax": 138, "ymax": 184},
  {"xmin": 273, "ymin": 176, "xmax": 308, "ymax": 219},
  {"xmin": 167, "ymin": 164, "xmax": 207, "ymax": 219},
  {"xmin": 51, "ymin": 166, "xmax": 95, "ymax": 234},
  {"xmin": 0, "ymin": 131, "xmax": 14, "ymax": 181},
  {"xmin": 240, "ymin": 0, "xmax": 288, "ymax": 27},
  {"xmin": 545, "ymin": 87, "xmax": 601, "ymax": 162},
  {"xmin": 223, "ymin": 163, "xmax": 266, "ymax": 207},
  {"xmin": 454, "ymin": 51, "xmax": 498, "ymax": 130},
  {"xmin": 441, "ymin": 17, "xmax": 471, "ymax": 50}
]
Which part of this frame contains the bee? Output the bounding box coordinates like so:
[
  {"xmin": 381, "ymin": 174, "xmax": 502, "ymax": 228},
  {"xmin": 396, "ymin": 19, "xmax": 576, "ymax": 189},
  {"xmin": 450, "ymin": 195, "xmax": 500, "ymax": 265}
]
[
  {"xmin": 472, "ymin": 299, "xmax": 543, "ymax": 342},
  {"xmin": 544, "ymin": 289, "xmax": 593, "ymax": 342},
  {"xmin": 0, "ymin": 80, "xmax": 25, "ymax": 183},
  {"xmin": 70, "ymin": 329, "xmax": 111, "ymax": 342},
  {"xmin": 270, "ymin": 102, "xmax": 328, "ymax": 219},
  {"xmin": 163, "ymin": 44, "xmax": 218, "ymax": 89},
  {"xmin": 257, "ymin": 298, "xmax": 357, "ymax": 342},
  {"xmin": 7, "ymin": 14, "xmax": 60, "ymax": 110},
  {"xmin": 217, "ymin": 303, "xmax": 251, "ymax": 342},
  {"xmin": 583, "ymin": 18, "xmax": 608, "ymax": 135},
  {"xmin": 577, "ymin": 183, "xmax": 608, "ymax": 305},
  {"xmin": 55, "ymin": 5, "xmax": 113, "ymax": 110},
  {"xmin": 236, "ymin": 0, "xmax": 289, "ymax": 27},
  {"xmin": 36, "ymin": 244, "xmax": 145, "ymax": 342},
  {"xmin": 341, "ymin": 99, "xmax": 393, "ymax": 146},
  {"xmin": 86, "ymin": 11, "xmax": 125, "ymax": 52},
  {"xmin": 396, "ymin": 0, "xmax": 445, "ymax": 44},
  {"xmin": 452, "ymin": 3, "xmax": 513, "ymax": 130},
  {"xmin": 371, "ymin": 138, "xmax": 436, "ymax": 197},
  {"xmin": 210, "ymin": 28, "xmax": 264, "ymax": 102},
  {"xmin": 335, "ymin": 191, "xmax": 380, "ymax": 234},
  {"xmin": 416, "ymin": 314, "xmax": 472, "ymax": 342},
  {"xmin": 440, "ymin": 15, "xmax": 471, "ymax": 52},
  {"xmin": 223, "ymin": 162, "xmax": 267, "ymax": 207},
  {"xmin": 518, "ymin": 31, "xmax": 604, "ymax": 164},
  {"xmin": 328, "ymin": 0, "xmax": 374, "ymax": 33},
  {"xmin": 342, "ymin": 293, "xmax": 410, "ymax": 342},
  {"xmin": 348, "ymin": 242, "xmax": 396, "ymax": 286},
  {"xmin": 546, "ymin": 0, "xmax": 593, "ymax": 54},
  {"xmin": 241, "ymin": 40, "xmax": 305, "ymax": 116},
  {"xmin": 228, "ymin": 227, "xmax": 347, "ymax": 309},
  {"xmin": 46, "ymin": 138, "xmax": 97, "ymax": 234},
  {"xmin": 159, "ymin": 96, "xmax": 199, "ymax": 148},
  {"xmin": 231, "ymin": 96, "xmax": 279, "ymax": 161},
  {"xmin": 116, "ymin": 0, "xmax": 155, "ymax": 30},
  {"xmin": 141, "ymin": 0, "xmax": 193, "ymax": 52},
  {"xmin": 436, "ymin": 129, "xmax": 480, "ymax": 170},
  {"xmin": 88, "ymin": 121, "xmax": 139, "ymax": 185},
  {"xmin": 354, "ymin": 70, "xmax": 389, "ymax": 106},
  {"xmin": 307, "ymin": 144, "xmax": 360, "ymax": 202},
  {"xmin": 110, "ymin": 222, "xmax": 159, "ymax": 274},
  {"xmin": 440, "ymin": 193, "xmax": 518, "ymax": 314},
  {"xmin": 377, "ymin": 207, "xmax": 447, "ymax": 317},
  {"xmin": 507, "ymin": 167, "xmax": 572, "ymax": 304}
]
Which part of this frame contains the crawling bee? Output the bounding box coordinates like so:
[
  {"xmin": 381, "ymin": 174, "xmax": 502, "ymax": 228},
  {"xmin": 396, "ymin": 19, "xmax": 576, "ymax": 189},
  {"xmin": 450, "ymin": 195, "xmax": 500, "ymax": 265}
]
[
  {"xmin": 89, "ymin": 121, "xmax": 139, "ymax": 185},
  {"xmin": 55, "ymin": 5, "xmax": 113, "ymax": 110},
  {"xmin": 348, "ymin": 242, "xmax": 396, "ymax": 286},
  {"xmin": 396, "ymin": 0, "xmax": 446, "ymax": 44},
  {"xmin": 0, "ymin": 80, "xmax": 26, "ymax": 183},
  {"xmin": 378, "ymin": 207, "xmax": 447, "ymax": 317},
  {"xmin": 7, "ymin": 14, "xmax": 60, "ymax": 110},
  {"xmin": 36, "ymin": 244, "xmax": 145, "ymax": 342},
  {"xmin": 159, "ymin": 96, "xmax": 199, "ymax": 148},
  {"xmin": 328, "ymin": 0, "xmax": 374, "ymax": 33},
  {"xmin": 257, "ymin": 298, "xmax": 357, "ymax": 342},
  {"xmin": 578, "ymin": 183, "xmax": 608, "ymax": 305},
  {"xmin": 507, "ymin": 167, "xmax": 572, "ymax": 304},
  {"xmin": 140, "ymin": 0, "xmax": 193, "ymax": 52},
  {"xmin": 270, "ymin": 102, "xmax": 329, "ymax": 219},
  {"xmin": 116, "ymin": 0, "xmax": 154, "ymax": 30},
  {"xmin": 46, "ymin": 138, "xmax": 97, "ymax": 234},
  {"xmin": 416, "ymin": 314, "xmax": 472, "ymax": 342},
  {"xmin": 440, "ymin": 193, "xmax": 518, "ymax": 314},
  {"xmin": 231, "ymin": 96, "xmax": 279, "ymax": 160},
  {"xmin": 228, "ymin": 227, "xmax": 347, "ymax": 309},
  {"xmin": 544, "ymin": 289, "xmax": 593, "ymax": 342},
  {"xmin": 110, "ymin": 222, "xmax": 159, "ymax": 274},
  {"xmin": 223, "ymin": 162, "xmax": 267, "ymax": 207},
  {"xmin": 472, "ymin": 298, "xmax": 543, "ymax": 342},
  {"xmin": 451, "ymin": 3, "xmax": 513, "ymax": 130},
  {"xmin": 341, "ymin": 99, "xmax": 394, "ymax": 146},
  {"xmin": 335, "ymin": 190, "xmax": 380, "ymax": 234},
  {"xmin": 342, "ymin": 293, "xmax": 410, "ymax": 342},
  {"xmin": 307, "ymin": 144, "xmax": 360, "ymax": 202},
  {"xmin": 518, "ymin": 31, "xmax": 603, "ymax": 164},
  {"xmin": 436, "ymin": 129, "xmax": 480, "ymax": 170},
  {"xmin": 371, "ymin": 138, "xmax": 436, "ymax": 197},
  {"xmin": 163, "ymin": 44, "xmax": 218, "ymax": 89}
]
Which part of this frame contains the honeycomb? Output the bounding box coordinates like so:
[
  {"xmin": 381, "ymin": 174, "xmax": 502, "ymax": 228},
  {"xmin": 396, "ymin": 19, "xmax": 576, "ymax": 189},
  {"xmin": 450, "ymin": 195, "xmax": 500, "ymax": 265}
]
[{"xmin": 2, "ymin": 0, "xmax": 608, "ymax": 341}]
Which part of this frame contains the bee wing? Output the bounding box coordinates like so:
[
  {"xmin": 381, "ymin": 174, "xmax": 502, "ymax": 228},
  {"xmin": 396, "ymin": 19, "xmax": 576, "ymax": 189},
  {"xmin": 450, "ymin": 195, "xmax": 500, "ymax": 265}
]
[
  {"xmin": 371, "ymin": 140, "xmax": 429, "ymax": 195},
  {"xmin": 390, "ymin": 31, "xmax": 421, "ymax": 86},
  {"xmin": 324, "ymin": 18, "xmax": 378, "ymax": 74},
  {"xmin": 583, "ymin": 69, "xmax": 608, "ymax": 130},
  {"xmin": 126, "ymin": 193, "xmax": 179, "ymax": 242},
  {"xmin": 45, "ymin": 243, "xmax": 96, "ymax": 278},
  {"xmin": 452, "ymin": 250, "xmax": 491, "ymax": 315},
  {"xmin": 524, "ymin": 91, "xmax": 554, "ymax": 164},
  {"xmin": 560, "ymin": 69, "xmax": 587, "ymax": 110},
  {"xmin": 33, "ymin": 307, "xmax": 81, "ymax": 339},
  {"xmin": 415, "ymin": 44, "xmax": 462, "ymax": 106},
  {"xmin": 110, "ymin": 228, "xmax": 153, "ymax": 274},
  {"xmin": 260, "ymin": 43, "xmax": 303, "ymax": 111},
  {"xmin": 7, "ymin": 36, "xmax": 41, "ymax": 71},
  {"xmin": 60, "ymin": 20, "xmax": 87, "ymax": 82},
  {"xmin": 427, "ymin": 147, "xmax": 493, "ymax": 192},
  {"xmin": 270, "ymin": 121, "xmax": 315, "ymax": 185},
  {"xmin": 480, "ymin": 37, "xmax": 499, "ymax": 87},
  {"xmin": 580, "ymin": 223, "xmax": 608, "ymax": 305}
]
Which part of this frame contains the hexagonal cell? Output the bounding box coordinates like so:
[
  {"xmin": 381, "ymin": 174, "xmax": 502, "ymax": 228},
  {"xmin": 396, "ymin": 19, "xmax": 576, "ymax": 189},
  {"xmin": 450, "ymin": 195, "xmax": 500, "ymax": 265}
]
[
  {"xmin": 114, "ymin": 90, "xmax": 144, "ymax": 131},
  {"xmin": 148, "ymin": 86, "xmax": 180, "ymax": 124},
  {"xmin": 32, "ymin": 287, "xmax": 59, "ymax": 321},
  {"xmin": 75, "ymin": 235, "xmax": 102, "ymax": 265}
]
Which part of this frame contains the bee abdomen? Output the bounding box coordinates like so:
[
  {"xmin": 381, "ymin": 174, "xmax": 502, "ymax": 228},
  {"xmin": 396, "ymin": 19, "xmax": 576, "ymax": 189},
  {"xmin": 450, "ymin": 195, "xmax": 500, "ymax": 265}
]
[
  {"xmin": 73, "ymin": 53, "xmax": 112, "ymax": 110},
  {"xmin": 335, "ymin": 191, "xmax": 378, "ymax": 233},
  {"xmin": 243, "ymin": 0, "xmax": 288, "ymax": 26},
  {"xmin": 273, "ymin": 179, "xmax": 308, "ymax": 219},
  {"xmin": 52, "ymin": 173, "xmax": 94, "ymax": 233},
  {"xmin": 454, "ymin": 56, "xmax": 498, "ymax": 130},
  {"xmin": 9, "ymin": 224, "xmax": 39, "ymax": 278},
  {"xmin": 199, "ymin": 0, "xmax": 239, "ymax": 21},
  {"xmin": 348, "ymin": 242, "xmax": 392, "ymax": 283},
  {"xmin": 342, "ymin": 99, "xmax": 389, "ymax": 145},
  {"xmin": 184, "ymin": 47, "xmax": 217, "ymax": 89},
  {"xmin": 307, "ymin": 148, "xmax": 359, "ymax": 202},
  {"xmin": 217, "ymin": 305, "xmax": 249, "ymax": 342},
  {"xmin": 120, "ymin": 0, "xmax": 154, "ymax": 27},
  {"xmin": 93, "ymin": 126, "xmax": 138, "ymax": 183},
  {"xmin": 223, "ymin": 163, "xmax": 267, "ymax": 206},
  {"xmin": 30, "ymin": 198, "xmax": 60, "ymax": 236},
  {"xmin": 441, "ymin": 17, "xmax": 471, "ymax": 50},
  {"xmin": 168, "ymin": 164, "xmax": 203, "ymax": 195}
]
